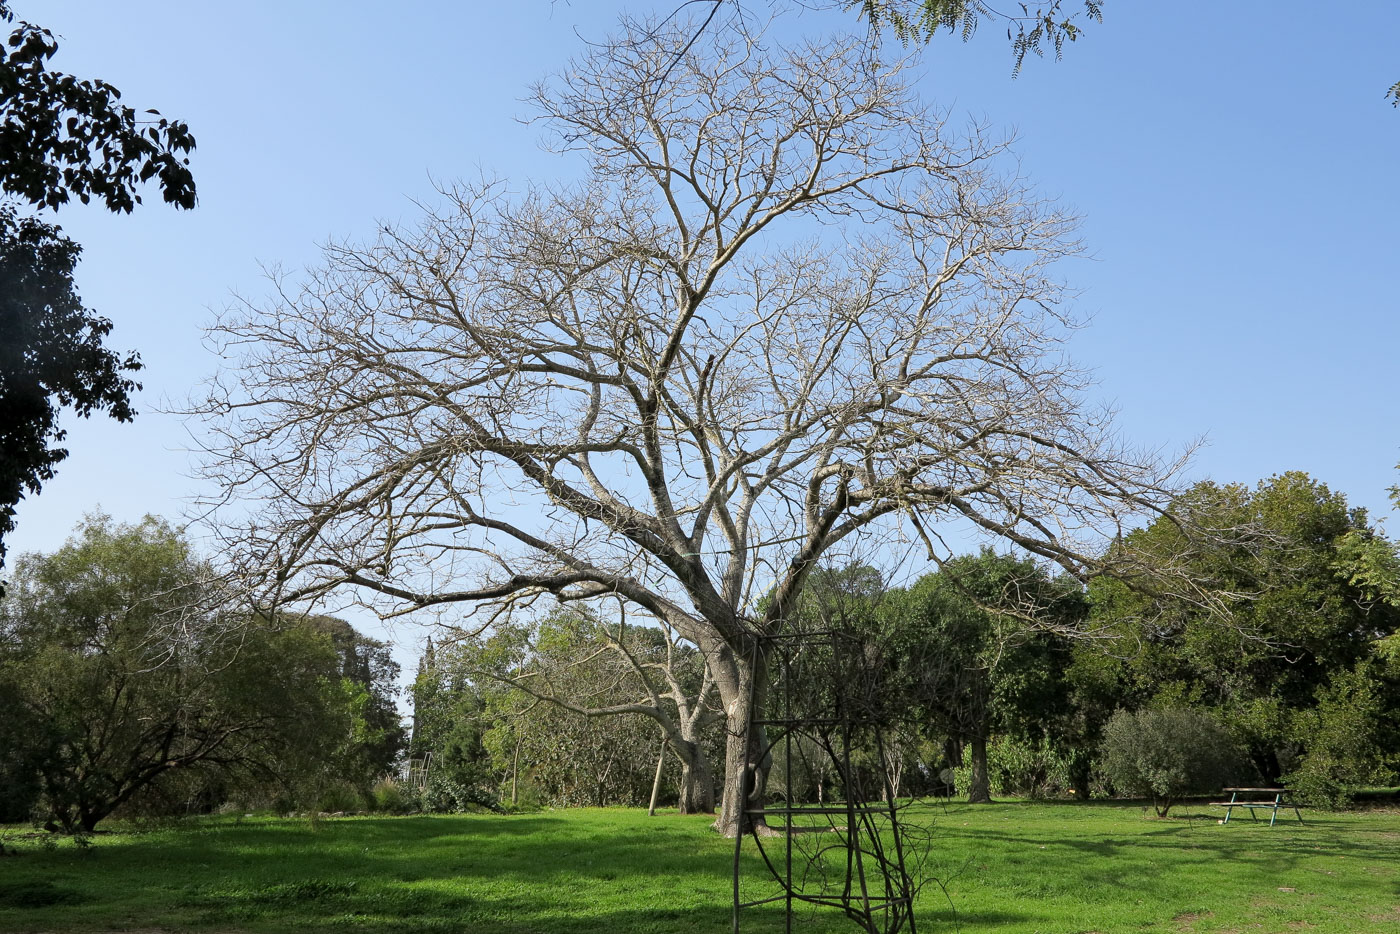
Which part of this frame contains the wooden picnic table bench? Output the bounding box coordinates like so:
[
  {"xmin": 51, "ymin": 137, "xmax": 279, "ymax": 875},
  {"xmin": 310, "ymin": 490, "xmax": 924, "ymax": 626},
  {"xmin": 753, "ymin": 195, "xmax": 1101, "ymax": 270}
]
[{"xmin": 1210, "ymin": 787, "xmax": 1305, "ymax": 826}]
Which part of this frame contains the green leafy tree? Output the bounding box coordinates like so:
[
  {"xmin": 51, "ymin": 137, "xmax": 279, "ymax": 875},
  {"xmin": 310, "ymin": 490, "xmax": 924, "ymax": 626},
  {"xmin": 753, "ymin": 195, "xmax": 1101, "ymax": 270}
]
[
  {"xmin": 1284, "ymin": 659, "xmax": 1397, "ymax": 807},
  {"xmin": 465, "ymin": 607, "xmax": 720, "ymax": 811},
  {"xmin": 0, "ymin": 515, "xmax": 346, "ymax": 831},
  {"xmin": 408, "ymin": 638, "xmax": 498, "ymax": 809},
  {"xmin": 0, "ymin": 209, "xmax": 141, "ymax": 579},
  {"xmin": 770, "ymin": 563, "xmax": 931, "ymax": 801},
  {"xmin": 481, "ymin": 677, "xmax": 660, "ymax": 809},
  {"xmin": 303, "ymin": 615, "xmax": 407, "ymax": 786},
  {"xmin": 1098, "ymin": 707, "xmax": 1241, "ymax": 816},
  {"xmin": 883, "ymin": 549, "xmax": 1085, "ymax": 803},
  {"xmin": 1091, "ymin": 472, "xmax": 1400, "ymax": 792},
  {"xmin": 0, "ymin": 1, "xmax": 195, "ymax": 578}
]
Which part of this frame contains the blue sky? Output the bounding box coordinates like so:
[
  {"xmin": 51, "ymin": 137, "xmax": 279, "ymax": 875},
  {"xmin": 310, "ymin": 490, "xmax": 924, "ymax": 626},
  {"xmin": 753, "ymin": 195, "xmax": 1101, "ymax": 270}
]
[{"xmin": 8, "ymin": 1, "xmax": 1399, "ymax": 667}]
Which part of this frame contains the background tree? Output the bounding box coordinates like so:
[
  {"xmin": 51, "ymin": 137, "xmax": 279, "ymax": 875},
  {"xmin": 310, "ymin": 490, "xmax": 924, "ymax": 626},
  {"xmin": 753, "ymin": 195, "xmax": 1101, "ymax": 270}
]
[
  {"xmin": 198, "ymin": 16, "xmax": 1197, "ymax": 835},
  {"xmin": 465, "ymin": 605, "xmax": 721, "ymax": 812},
  {"xmin": 1090, "ymin": 472, "xmax": 1400, "ymax": 800},
  {"xmin": 482, "ymin": 675, "xmax": 663, "ymax": 809},
  {"xmin": 408, "ymin": 638, "xmax": 497, "ymax": 808},
  {"xmin": 1098, "ymin": 707, "xmax": 1242, "ymax": 817},
  {"xmin": 303, "ymin": 615, "xmax": 407, "ymax": 787},
  {"xmin": 0, "ymin": 515, "xmax": 371, "ymax": 831},
  {"xmin": 884, "ymin": 549, "xmax": 1083, "ymax": 803},
  {"xmin": 0, "ymin": 0, "xmax": 195, "ymax": 579}
]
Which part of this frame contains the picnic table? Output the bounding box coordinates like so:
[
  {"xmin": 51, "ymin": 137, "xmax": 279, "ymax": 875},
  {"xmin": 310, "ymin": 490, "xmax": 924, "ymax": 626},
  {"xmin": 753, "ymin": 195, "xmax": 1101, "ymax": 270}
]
[{"xmin": 1211, "ymin": 787, "xmax": 1305, "ymax": 826}]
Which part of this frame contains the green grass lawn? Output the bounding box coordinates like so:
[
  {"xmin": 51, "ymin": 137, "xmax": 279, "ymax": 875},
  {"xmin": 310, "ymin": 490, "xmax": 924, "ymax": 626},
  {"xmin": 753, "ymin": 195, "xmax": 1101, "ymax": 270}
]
[{"xmin": 1, "ymin": 801, "xmax": 1398, "ymax": 933}]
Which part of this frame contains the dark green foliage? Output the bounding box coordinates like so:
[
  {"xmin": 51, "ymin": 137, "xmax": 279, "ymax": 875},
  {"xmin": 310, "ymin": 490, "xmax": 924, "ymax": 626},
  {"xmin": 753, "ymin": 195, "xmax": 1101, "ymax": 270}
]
[
  {"xmin": 1099, "ymin": 707, "xmax": 1242, "ymax": 816},
  {"xmin": 302, "ymin": 616, "xmax": 407, "ymax": 791},
  {"xmin": 407, "ymin": 639, "xmax": 498, "ymax": 808},
  {"xmin": 1090, "ymin": 472, "xmax": 1400, "ymax": 789},
  {"xmin": 1284, "ymin": 659, "xmax": 1399, "ymax": 807},
  {"xmin": 0, "ymin": 2, "xmax": 196, "ymax": 212},
  {"xmin": 0, "ymin": 0, "xmax": 195, "ymax": 579},
  {"xmin": 881, "ymin": 549, "xmax": 1085, "ymax": 802},
  {"xmin": 0, "ymin": 207, "xmax": 140, "ymax": 575},
  {"xmin": 0, "ymin": 673, "xmax": 45, "ymax": 821}
]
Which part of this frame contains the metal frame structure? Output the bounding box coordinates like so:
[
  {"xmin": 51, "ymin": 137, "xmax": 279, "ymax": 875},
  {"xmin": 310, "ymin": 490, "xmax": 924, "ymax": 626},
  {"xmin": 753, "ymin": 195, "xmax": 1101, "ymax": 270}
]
[{"xmin": 732, "ymin": 629, "xmax": 922, "ymax": 934}]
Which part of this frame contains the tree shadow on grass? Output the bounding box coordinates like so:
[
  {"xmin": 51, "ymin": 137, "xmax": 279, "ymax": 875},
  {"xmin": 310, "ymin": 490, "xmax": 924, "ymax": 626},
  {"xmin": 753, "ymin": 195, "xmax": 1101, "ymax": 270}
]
[
  {"xmin": 0, "ymin": 814, "xmax": 761, "ymax": 934},
  {"xmin": 4, "ymin": 809, "xmax": 1397, "ymax": 934}
]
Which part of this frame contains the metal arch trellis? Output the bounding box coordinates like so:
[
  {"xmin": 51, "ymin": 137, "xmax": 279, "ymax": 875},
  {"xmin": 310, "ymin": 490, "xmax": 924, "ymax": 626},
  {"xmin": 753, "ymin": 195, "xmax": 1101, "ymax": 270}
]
[{"xmin": 731, "ymin": 628, "xmax": 926, "ymax": 934}]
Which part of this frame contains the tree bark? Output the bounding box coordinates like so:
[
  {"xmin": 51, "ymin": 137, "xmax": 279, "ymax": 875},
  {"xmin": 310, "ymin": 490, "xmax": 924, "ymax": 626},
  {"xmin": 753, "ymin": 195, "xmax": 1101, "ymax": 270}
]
[
  {"xmin": 714, "ymin": 646, "xmax": 770, "ymax": 837},
  {"xmin": 678, "ymin": 753, "xmax": 715, "ymax": 814},
  {"xmin": 967, "ymin": 735, "xmax": 992, "ymax": 804}
]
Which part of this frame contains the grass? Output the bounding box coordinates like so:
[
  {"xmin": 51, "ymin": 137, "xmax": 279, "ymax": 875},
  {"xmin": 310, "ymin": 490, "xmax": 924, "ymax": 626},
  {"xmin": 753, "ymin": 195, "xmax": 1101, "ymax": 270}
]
[{"xmin": 0, "ymin": 801, "xmax": 1398, "ymax": 933}]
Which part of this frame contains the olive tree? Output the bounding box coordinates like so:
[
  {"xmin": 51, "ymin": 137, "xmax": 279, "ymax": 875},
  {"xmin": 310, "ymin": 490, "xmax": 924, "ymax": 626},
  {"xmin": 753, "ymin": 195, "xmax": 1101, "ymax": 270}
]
[
  {"xmin": 197, "ymin": 17, "xmax": 1195, "ymax": 835},
  {"xmin": 1099, "ymin": 708, "xmax": 1242, "ymax": 816}
]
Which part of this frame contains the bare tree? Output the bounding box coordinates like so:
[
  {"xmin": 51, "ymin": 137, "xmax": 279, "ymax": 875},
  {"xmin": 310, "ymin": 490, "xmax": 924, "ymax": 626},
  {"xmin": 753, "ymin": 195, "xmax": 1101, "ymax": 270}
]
[
  {"xmin": 464, "ymin": 603, "xmax": 721, "ymax": 813},
  {"xmin": 196, "ymin": 15, "xmax": 1192, "ymax": 835}
]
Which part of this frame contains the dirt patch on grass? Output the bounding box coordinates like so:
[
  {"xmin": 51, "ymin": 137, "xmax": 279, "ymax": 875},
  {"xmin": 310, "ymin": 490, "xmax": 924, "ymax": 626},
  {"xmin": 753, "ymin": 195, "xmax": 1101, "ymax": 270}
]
[{"xmin": 1172, "ymin": 910, "xmax": 1214, "ymax": 929}]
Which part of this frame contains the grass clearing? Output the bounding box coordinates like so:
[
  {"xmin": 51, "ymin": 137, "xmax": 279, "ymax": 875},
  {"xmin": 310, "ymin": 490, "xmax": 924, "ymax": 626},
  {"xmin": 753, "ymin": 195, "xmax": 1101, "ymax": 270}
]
[{"xmin": 1, "ymin": 801, "xmax": 1397, "ymax": 933}]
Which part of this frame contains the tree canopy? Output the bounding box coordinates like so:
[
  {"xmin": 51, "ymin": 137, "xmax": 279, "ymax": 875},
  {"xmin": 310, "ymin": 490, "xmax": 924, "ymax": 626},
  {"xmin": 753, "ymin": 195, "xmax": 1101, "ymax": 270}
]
[
  {"xmin": 0, "ymin": 2, "xmax": 195, "ymax": 212},
  {"xmin": 1089, "ymin": 472, "xmax": 1400, "ymax": 800},
  {"xmin": 0, "ymin": 208, "xmax": 141, "ymax": 577},
  {"xmin": 882, "ymin": 550, "xmax": 1084, "ymax": 802}
]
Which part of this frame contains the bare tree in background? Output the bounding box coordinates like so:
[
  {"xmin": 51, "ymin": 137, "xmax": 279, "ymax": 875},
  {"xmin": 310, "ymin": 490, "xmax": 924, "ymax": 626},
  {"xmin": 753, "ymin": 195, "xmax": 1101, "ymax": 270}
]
[
  {"xmin": 196, "ymin": 14, "xmax": 1194, "ymax": 836},
  {"xmin": 464, "ymin": 603, "xmax": 722, "ymax": 813}
]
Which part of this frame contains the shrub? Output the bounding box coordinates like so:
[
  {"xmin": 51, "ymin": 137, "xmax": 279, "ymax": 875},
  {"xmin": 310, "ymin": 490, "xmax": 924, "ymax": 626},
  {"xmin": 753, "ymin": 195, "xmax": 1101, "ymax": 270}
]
[
  {"xmin": 315, "ymin": 782, "xmax": 365, "ymax": 814},
  {"xmin": 419, "ymin": 772, "xmax": 505, "ymax": 814},
  {"xmin": 988, "ymin": 734, "xmax": 1073, "ymax": 798},
  {"xmin": 949, "ymin": 735, "xmax": 1073, "ymax": 799},
  {"xmin": 1282, "ymin": 663, "xmax": 1394, "ymax": 808},
  {"xmin": 369, "ymin": 778, "xmax": 410, "ymax": 814},
  {"xmin": 1099, "ymin": 708, "xmax": 1242, "ymax": 816}
]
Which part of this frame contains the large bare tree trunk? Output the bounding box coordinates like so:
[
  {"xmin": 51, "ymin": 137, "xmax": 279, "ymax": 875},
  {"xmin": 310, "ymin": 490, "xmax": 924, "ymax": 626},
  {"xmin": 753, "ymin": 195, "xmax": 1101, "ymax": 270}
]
[{"xmin": 714, "ymin": 648, "xmax": 770, "ymax": 837}]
